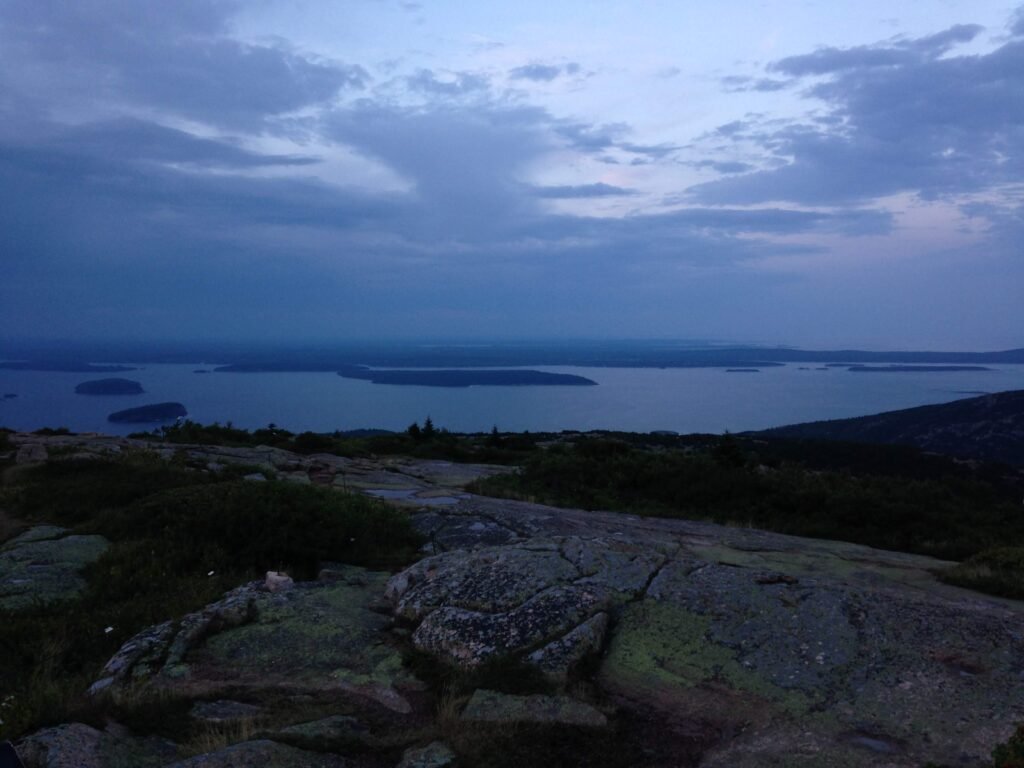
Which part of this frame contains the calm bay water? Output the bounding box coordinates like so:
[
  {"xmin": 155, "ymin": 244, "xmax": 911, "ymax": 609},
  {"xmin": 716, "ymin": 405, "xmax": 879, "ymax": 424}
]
[{"xmin": 2, "ymin": 363, "xmax": 1023, "ymax": 436}]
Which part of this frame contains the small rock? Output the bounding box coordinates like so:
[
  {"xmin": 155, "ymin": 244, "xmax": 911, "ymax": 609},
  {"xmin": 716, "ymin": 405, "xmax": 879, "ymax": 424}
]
[
  {"xmin": 397, "ymin": 740, "xmax": 457, "ymax": 768},
  {"xmin": 15, "ymin": 443, "xmax": 47, "ymax": 465},
  {"xmin": 243, "ymin": 473, "xmax": 267, "ymax": 482},
  {"xmin": 274, "ymin": 715, "xmax": 372, "ymax": 751},
  {"xmin": 527, "ymin": 612, "xmax": 609, "ymax": 682},
  {"xmin": 460, "ymin": 689, "xmax": 607, "ymax": 728},
  {"xmin": 265, "ymin": 571, "xmax": 294, "ymax": 593},
  {"xmin": 165, "ymin": 739, "xmax": 347, "ymax": 767},
  {"xmin": 190, "ymin": 700, "xmax": 263, "ymax": 724}
]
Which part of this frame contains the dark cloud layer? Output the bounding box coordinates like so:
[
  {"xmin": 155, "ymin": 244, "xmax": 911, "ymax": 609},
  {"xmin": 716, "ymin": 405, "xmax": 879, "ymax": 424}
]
[
  {"xmin": 532, "ymin": 183, "xmax": 635, "ymax": 198},
  {"xmin": 0, "ymin": 0, "xmax": 364, "ymax": 130},
  {"xmin": 0, "ymin": 1, "xmax": 1020, "ymax": 345},
  {"xmin": 509, "ymin": 62, "xmax": 581, "ymax": 81}
]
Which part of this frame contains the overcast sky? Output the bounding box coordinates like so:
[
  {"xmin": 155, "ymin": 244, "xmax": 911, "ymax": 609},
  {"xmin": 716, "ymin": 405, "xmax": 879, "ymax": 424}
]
[{"xmin": 1, "ymin": 0, "xmax": 1022, "ymax": 349}]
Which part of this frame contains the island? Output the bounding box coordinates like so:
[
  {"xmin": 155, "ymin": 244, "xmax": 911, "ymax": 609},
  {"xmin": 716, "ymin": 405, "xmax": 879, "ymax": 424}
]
[
  {"xmin": 75, "ymin": 378, "xmax": 145, "ymax": 395},
  {"xmin": 107, "ymin": 402, "xmax": 187, "ymax": 424},
  {"xmin": 726, "ymin": 368, "xmax": 760, "ymax": 373},
  {"xmin": 847, "ymin": 365, "xmax": 990, "ymax": 373},
  {"xmin": 336, "ymin": 365, "xmax": 597, "ymax": 388}
]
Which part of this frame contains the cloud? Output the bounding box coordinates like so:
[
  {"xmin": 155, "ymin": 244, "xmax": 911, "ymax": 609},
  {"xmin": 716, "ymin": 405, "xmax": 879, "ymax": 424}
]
[
  {"xmin": 1, "ymin": 2, "xmax": 1017, "ymax": 344},
  {"xmin": 692, "ymin": 160, "xmax": 755, "ymax": 174},
  {"xmin": 771, "ymin": 24, "xmax": 983, "ymax": 76},
  {"xmin": 0, "ymin": 0, "xmax": 365, "ymax": 130},
  {"xmin": 693, "ymin": 25, "xmax": 1024, "ymax": 206},
  {"xmin": 620, "ymin": 142, "xmax": 680, "ymax": 159},
  {"xmin": 721, "ymin": 76, "xmax": 792, "ymax": 92},
  {"xmin": 509, "ymin": 62, "xmax": 582, "ymax": 82},
  {"xmin": 1012, "ymin": 6, "xmax": 1024, "ymax": 36},
  {"xmin": 52, "ymin": 118, "xmax": 319, "ymax": 169},
  {"xmin": 325, "ymin": 102, "xmax": 552, "ymax": 238},
  {"xmin": 406, "ymin": 68, "xmax": 490, "ymax": 96},
  {"xmin": 554, "ymin": 121, "xmax": 629, "ymax": 152},
  {"xmin": 532, "ymin": 183, "xmax": 635, "ymax": 198}
]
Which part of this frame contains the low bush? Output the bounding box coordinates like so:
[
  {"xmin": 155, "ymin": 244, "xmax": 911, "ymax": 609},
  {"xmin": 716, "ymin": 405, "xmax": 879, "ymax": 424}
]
[
  {"xmin": 95, "ymin": 480, "xmax": 422, "ymax": 577},
  {"xmin": 470, "ymin": 439, "xmax": 1023, "ymax": 562},
  {"xmin": 938, "ymin": 547, "xmax": 1024, "ymax": 600},
  {"xmin": 12, "ymin": 456, "xmax": 209, "ymax": 525},
  {"xmin": 993, "ymin": 724, "xmax": 1024, "ymax": 768}
]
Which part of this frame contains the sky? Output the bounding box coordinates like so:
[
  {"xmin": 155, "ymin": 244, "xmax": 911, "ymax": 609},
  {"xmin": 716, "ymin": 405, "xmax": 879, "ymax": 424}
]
[{"xmin": 1, "ymin": 0, "xmax": 1022, "ymax": 350}]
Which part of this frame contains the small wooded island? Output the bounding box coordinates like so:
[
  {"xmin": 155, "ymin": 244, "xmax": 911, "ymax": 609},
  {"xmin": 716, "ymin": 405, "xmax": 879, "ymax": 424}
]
[
  {"xmin": 107, "ymin": 402, "xmax": 187, "ymax": 423},
  {"xmin": 74, "ymin": 378, "xmax": 145, "ymax": 395},
  {"xmin": 336, "ymin": 365, "xmax": 597, "ymax": 387}
]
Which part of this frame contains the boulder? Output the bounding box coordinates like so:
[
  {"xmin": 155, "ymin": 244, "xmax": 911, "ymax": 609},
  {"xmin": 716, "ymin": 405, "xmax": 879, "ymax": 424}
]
[
  {"xmin": 396, "ymin": 741, "xmax": 456, "ymax": 768},
  {"xmin": 0, "ymin": 527, "xmax": 109, "ymax": 610},
  {"xmin": 387, "ymin": 537, "xmax": 662, "ymax": 671},
  {"xmin": 15, "ymin": 723, "xmax": 173, "ymax": 768},
  {"xmin": 93, "ymin": 567, "xmax": 422, "ymax": 715},
  {"xmin": 15, "ymin": 444, "xmax": 47, "ymax": 465},
  {"xmin": 265, "ymin": 571, "xmax": 294, "ymax": 593}
]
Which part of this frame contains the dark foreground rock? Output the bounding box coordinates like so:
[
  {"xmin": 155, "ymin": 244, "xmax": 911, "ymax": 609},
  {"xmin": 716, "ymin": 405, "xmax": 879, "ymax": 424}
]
[
  {"xmin": 16, "ymin": 722, "xmax": 174, "ymax": 768},
  {"xmin": 385, "ymin": 494, "xmax": 1024, "ymax": 767},
  {"xmin": 7, "ymin": 431, "xmax": 1024, "ymax": 767}
]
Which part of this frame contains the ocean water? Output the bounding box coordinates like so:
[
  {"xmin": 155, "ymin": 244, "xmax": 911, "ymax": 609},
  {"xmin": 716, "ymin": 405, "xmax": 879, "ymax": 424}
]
[{"xmin": 1, "ymin": 363, "xmax": 1023, "ymax": 436}]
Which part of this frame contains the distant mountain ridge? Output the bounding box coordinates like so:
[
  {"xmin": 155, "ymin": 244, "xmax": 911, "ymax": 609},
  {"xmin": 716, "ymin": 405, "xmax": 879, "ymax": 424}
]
[{"xmin": 758, "ymin": 389, "xmax": 1024, "ymax": 465}]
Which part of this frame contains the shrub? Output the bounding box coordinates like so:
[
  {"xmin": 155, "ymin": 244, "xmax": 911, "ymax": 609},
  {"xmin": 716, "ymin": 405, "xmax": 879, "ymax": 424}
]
[
  {"xmin": 993, "ymin": 724, "xmax": 1024, "ymax": 768},
  {"xmin": 13, "ymin": 457, "xmax": 209, "ymax": 525},
  {"xmin": 470, "ymin": 438, "xmax": 1023, "ymax": 563},
  {"xmin": 939, "ymin": 548, "xmax": 1024, "ymax": 600},
  {"xmin": 96, "ymin": 480, "xmax": 422, "ymax": 577}
]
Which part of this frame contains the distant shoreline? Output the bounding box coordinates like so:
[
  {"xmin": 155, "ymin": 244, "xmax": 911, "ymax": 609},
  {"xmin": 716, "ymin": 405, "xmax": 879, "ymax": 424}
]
[{"xmin": 3, "ymin": 341, "xmax": 1022, "ymax": 373}]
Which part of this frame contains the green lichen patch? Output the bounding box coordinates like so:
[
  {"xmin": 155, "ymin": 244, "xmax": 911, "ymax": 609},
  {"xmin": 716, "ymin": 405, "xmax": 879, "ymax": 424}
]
[
  {"xmin": 599, "ymin": 600, "xmax": 810, "ymax": 721},
  {"xmin": 191, "ymin": 574, "xmax": 417, "ymax": 699},
  {"xmin": 0, "ymin": 530, "xmax": 109, "ymax": 610}
]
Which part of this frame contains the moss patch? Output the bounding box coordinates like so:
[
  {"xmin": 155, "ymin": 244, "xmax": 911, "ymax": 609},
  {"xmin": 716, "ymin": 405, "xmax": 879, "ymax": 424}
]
[{"xmin": 599, "ymin": 600, "xmax": 810, "ymax": 720}]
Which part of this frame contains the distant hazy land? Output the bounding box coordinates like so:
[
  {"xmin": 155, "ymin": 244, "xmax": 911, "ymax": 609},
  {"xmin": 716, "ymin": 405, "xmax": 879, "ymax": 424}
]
[{"xmin": 5, "ymin": 339, "xmax": 1024, "ymax": 372}]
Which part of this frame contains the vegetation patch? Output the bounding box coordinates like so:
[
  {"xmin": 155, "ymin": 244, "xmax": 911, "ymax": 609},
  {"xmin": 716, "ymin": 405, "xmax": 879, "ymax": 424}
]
[
  {"xmin": 0, "ymin": 455, "xmax": 421, "ymax": 741},
  {"xmin": 470, "ymin": 436, "xmax": 1024, "ymax": 563},
  {"xmin": 992, "ymin": 724, "xmax": 1024, "ymax": 768},
  {"xmin": 136, "ymin": 419, "xmax": 539, "ymax": 464},
  {"xmin": 938, "ymin": 547, "xmax": 1024, "ymax": 600}
]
